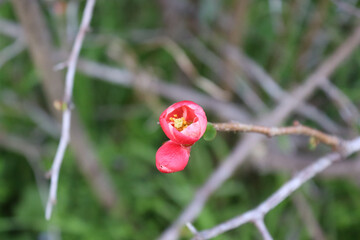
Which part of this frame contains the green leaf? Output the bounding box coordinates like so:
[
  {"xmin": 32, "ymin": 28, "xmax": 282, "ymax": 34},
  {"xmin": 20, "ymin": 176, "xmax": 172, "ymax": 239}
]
[
  {"xmin": 203, "ymin": 123, "xmax": 217, "ymax": 141},
  {"xmin": 309, "ymin": 136, "xmax": 319, "ymax": 150}
]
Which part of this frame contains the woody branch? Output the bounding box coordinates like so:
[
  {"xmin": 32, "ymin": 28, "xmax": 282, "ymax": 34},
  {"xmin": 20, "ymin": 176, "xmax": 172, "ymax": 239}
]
[
  {"xmin": 45, "ymin": 0, "xmax": 96, "ymax": 220},
  {"xmin": 212, "ymin": 122, "xmax": 341, "ymax": 149}
]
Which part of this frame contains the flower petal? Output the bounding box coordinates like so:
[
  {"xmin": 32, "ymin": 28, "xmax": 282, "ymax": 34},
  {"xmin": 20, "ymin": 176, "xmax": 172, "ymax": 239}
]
[{"xmin": 156, "ymin": 141, "xmax": 191, "ymax": 173}]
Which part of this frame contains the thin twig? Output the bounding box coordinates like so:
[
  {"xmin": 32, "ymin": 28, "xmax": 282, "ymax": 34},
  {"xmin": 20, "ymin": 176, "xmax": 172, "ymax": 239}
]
[
  {"xmin": 292, "ymin": 192, "xmax": 327, "ymax": 240},
  {"xmin": 45, "ymin": 0, "xmax": 96, "ymax": 220},
  {"xmin": 212, "ymin": 122, "xmax": 341, "ymax": 149},
  {"xmin": 321, "ymin": 80, "xmax": 360, "ymax": 127},
  {"xmin": 253, "ymin": 219, "xmax": 273, "ymax": 240},
  {"xmin": 186, "ymin": 222, "xmax": 198, "ymax": 235},
  {"xmin": 157, "ymin": 38, "xmax": 230, "ymax": 101},
  {"xmin": 182, "ymin": 37, "xmax": 268, "ymax": 115},
  {"xmin": 74, "ymin": 57, "xmax": 251, "ymax": 122},
  {"xmin": 0, "ymin": 130, "xmax": 46, "ymax": 205},
  {"xmin": 253, "ymin": 141, "xmax": 360, "ymax": 180},
  {"xmin": 222, "ymin": 44, "xmax": 342, "ymax": 134},
  {"xmin": 332, "ymin": 0, "xmax": 360, "ymax": 18},
  {"xmin": 193, "ymin": 137, "xmax": 360, "ymax": 239},
  {"xmin": 0, "ymin": 38, "xmax": 25, "ymax": 68}
]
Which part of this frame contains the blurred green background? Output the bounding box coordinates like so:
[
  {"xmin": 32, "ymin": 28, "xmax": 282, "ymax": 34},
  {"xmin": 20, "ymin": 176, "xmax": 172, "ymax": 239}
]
[{"xmin": 1, "ymin": 0, "xmax": 360, "ymax": 239}]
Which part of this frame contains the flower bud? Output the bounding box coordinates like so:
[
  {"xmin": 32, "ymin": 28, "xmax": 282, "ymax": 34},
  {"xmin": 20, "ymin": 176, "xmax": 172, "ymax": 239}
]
[{"xmin": 156, "ymin": 141, "xmax": 191, "ymax": 173}]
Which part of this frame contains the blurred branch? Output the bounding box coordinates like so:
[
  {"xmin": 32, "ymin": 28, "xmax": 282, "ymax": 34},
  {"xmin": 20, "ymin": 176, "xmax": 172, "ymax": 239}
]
[
  {"xmin": 297, "ymin": 0, "xmax": 329, "ymax": 73},
  {"xmin": 0, "ymin": 129, "xmax": 47, "ymax": 205},
  {"xmin": 212, "ymin": 122, "xmax": 341, "ymax": 149},
  {"xmin": 222, "ymin": 44, "xmax": 343, "ymax": 134},
  {"xmin": 11, "ymin": 0, "xmax": 118, "ymax": 220},
  {"xmin": 252, "ymin": 141, "xmax": 360, "ymax": 181},
  {"xmin": 159, "ymin": 23, "xmax": 360, "ymax": 240},
  {"xmin": 0, "ymin": 18, "xmax": 252, "ymax": 122},
  {"xmin": 268, "ymin": 0, "xmax": 283, "ymax": 32},
  {"xmin": 320, "ymin": 79, "xmax": 360, "ymax": 127},
  {"xmin": 332, "ymin": 0, "xmax": 360, "ymax": 18},
  {"xmin": 292, "ymin": 192, "xmax": 327, "ymax": 240},
  {"xmin": 147, "ymin": 37, "xmax": 230, "ymax": 101},
  {"xmin": 0, "ymin": 18, "xmax": 23, "ymax": 38},
  {"xmin": 184, "ymin": 37, "xmax": 341, "ymax": 133},
  {"xmin": 0, "ymin": 38, "xmax": 25, "ymax": 68},
  {"xmin": 193, "ymin": 136, "xmax": 360, "ymax": 239},
  {"xmin": 228, "ymin": 0, "xmax": 249, "ymax": 46},
  {"xmin": 223, "ymin": 0, "xmax": 268, "ymax": 115},
  {"xmin": 0, "ymin": 90, "xmax": 60, "ymax": 138},
  {"xmin": 185, "ymin": 38, "xmax": 268, "ymax": 115},
  {"xmin": 0, "ymin": 129, "xmax": 61, "ymax": 239},
  {"xmin": 75, "ymin": 58, "xmax": 251, "ymax": 122}
]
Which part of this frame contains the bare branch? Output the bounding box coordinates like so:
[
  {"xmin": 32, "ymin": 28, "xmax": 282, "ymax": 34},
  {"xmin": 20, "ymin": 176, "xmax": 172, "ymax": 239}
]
[
  {"xmin": 332, "ymin": 0, "xmax": 360, "ymax": 18},
  {"xmin": 75, "ymin": 58, "xmax": 251, "ymax": 122},
  {"xmin": 45, "ymin": 0, "xmax": 96, "ymax": 220},
  {"xmin": 212, "ymin": 122, "xmax": 341, "ymax": 149},
  {"xmin": 159, "ymin": 24, "xmax": 360, "ymax": 240},
  {"xmin": 186, "ymin": 38, "xmax": 268, "ymax": 115},
  {"xmin": 252, "ymin": 141, "xmax": 360, "ymax": 181},
  {"xmin": 193, "ymin": 137, "xmax": 360, "ymax": 239},
  {"xmin": 222, "ymin": 45, "xmax": 343, "ymax": 134},
  {"xmin": 321, "ymin": 79, "xmax": 360, "ymax": 127},
  {"xmin": 0, "ymin": 130, "xmax": 47, "ymax": 206},
  {"xmin": 253, "ymin": 219, "xmax": 273, "ymax": 240},
  {"xmin": 292, "ymin": 193, "xmax": 327, "ymax": 240},
  {"xmin": 0, "ymin": 38, "xmax": 25, "ymax": 68},
  {"xmin": 186, "ymin": 222, "xmax": 199, "ymax": 235},
  {"xmin": 184, "ymin": 38, "xmax": 340, "ymax": 133},
  {"xmin": 151, "ymin": 37, "xmax": 230, "ymax": 101},
  {"xmin": 0, "ymin": 18, "xmax": 23, "ymax": 38}
]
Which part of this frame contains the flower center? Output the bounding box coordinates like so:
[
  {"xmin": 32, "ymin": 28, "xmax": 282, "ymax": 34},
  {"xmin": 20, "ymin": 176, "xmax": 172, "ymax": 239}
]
[{"xmin": 169, "ymin": 114, "xmax": 191, "ymax": 131}]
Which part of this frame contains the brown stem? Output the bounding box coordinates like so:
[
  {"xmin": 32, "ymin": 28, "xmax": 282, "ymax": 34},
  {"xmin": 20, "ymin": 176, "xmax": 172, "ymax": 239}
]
[{"xmin": 212, "ymin": 122, "xmax": 341, "ymax": 150}]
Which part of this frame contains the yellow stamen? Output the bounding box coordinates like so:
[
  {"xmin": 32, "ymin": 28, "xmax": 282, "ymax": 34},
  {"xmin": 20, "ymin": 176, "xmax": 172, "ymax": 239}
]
[{"xmin": 169, "ymin": 116, "xmax": 191, "ymax": 131}]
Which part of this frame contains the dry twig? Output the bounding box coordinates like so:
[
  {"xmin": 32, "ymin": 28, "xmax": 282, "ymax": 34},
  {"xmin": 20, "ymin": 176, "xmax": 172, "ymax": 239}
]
[
  {"xmin": 292, "ymin": 192, "xmax": 327, "ymax": 240},
  {"xmin": 181, "ymin": 37, "xmax": 268, "ymax": 115},
  {"xmin": 222, "ymin": 44, "xmax": 342, "ymax": 134},
  {"xmin": 45, "ymin": 0, "xmax": 96, "ymax": 220},
  {"xmin": 212, "ymin": 122, "xmax": 341, "ymax": 149},
  {"xmin": 332, "ymin": 0, "xmax": 360, "ymax": 18},
  {"xmin": 0, "ymin": 38, "xmax": 25, "ymax": 68},
  {"xmin": 321, "ymin": 80, "xmax": 360, "ymax": 127}
]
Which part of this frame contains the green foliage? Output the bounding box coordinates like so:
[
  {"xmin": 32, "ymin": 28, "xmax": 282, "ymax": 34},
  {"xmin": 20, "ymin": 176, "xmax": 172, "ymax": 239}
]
[{"xmin": 203, "ymin": 123, "xmax": 217, "ymax": 141}]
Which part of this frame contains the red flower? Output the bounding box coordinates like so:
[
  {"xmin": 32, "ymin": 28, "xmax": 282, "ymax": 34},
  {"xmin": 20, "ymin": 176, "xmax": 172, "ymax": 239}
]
[
  {"xmin": 159, "ymin": 101, "xmax": 207, "ymax": 146},
  {"xmin": 156, "ymin": 140, "xmax": 191, "ymax": 173}
]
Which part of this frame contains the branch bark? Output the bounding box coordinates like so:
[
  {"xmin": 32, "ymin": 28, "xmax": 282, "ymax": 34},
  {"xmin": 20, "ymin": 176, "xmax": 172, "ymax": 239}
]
[{"xmin": 212, "ymin": 122, "xmax": 341, "ymax": 149}]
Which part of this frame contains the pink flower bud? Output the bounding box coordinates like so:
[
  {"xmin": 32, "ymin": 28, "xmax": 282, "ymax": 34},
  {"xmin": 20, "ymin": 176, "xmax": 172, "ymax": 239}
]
[
  {"xmin": 159, "ymin": 101, "xmax": 207, "ymax": 145},
  {"xmin": 156, "ymin": 141, "xmax": 191, "ymax": 173}
]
